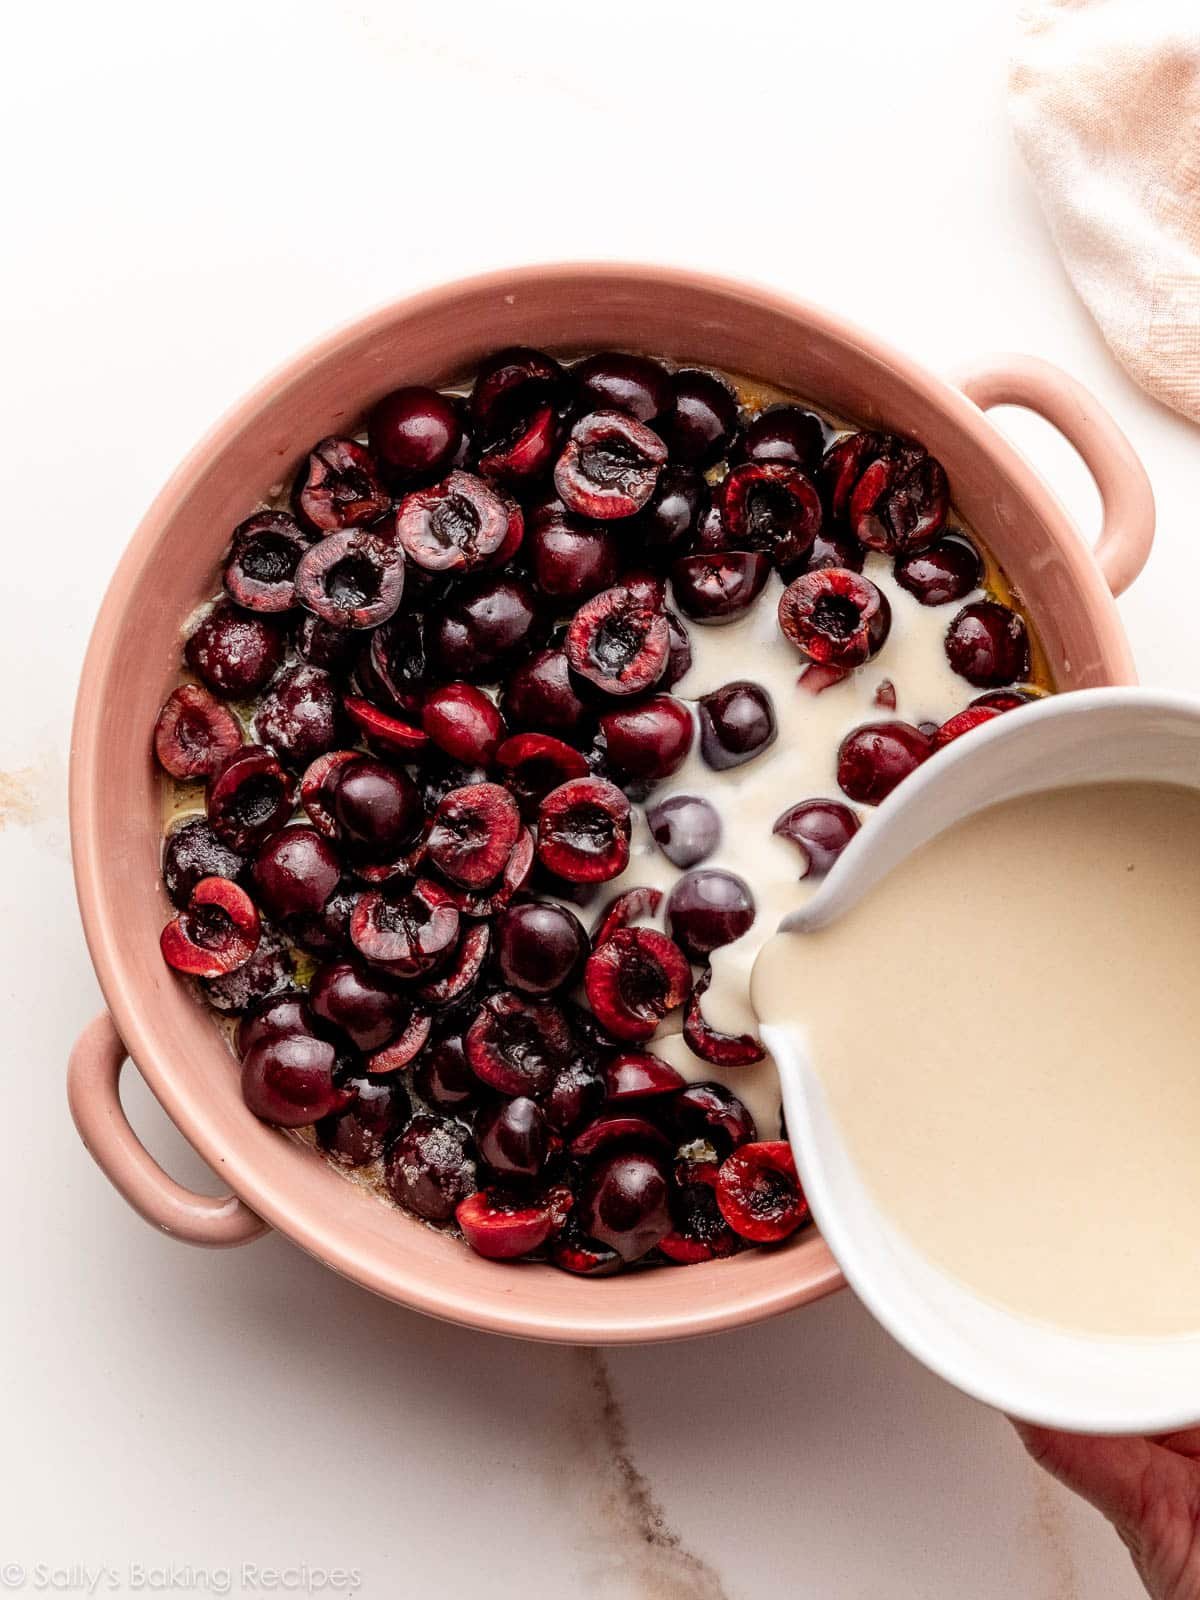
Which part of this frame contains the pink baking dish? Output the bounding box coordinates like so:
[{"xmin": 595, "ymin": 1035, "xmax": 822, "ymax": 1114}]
[{"xmin": 67, "ymin": 264, "xmax": 1154, "ymax": 1343}]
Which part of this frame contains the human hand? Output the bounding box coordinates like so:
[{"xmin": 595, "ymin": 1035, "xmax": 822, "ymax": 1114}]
[{"xmin": 1015, "ymin": 1421, "xmax": 1200, "ymax": 1599}]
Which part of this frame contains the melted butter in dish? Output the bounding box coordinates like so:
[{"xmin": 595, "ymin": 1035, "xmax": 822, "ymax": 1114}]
[{"xmin": 752, "ymin": 781, "xmax": 1200, "ymax": 1337}]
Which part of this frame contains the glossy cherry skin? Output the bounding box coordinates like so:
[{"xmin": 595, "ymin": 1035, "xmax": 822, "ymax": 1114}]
[
  {"xmin": 581, "ymin": 1151, "xmax": 672, "ymax": 1262},
  {"xmin": 697, "ymin": 681, "xmax": 777, "ymax": 770},
  {"xmin": 250, "ymin": 826, "xmax": 341, "ymax": 922},
  {"xmin": 945, "ymin": 601, "xmax": 1030, "ymax": 688},
  {"xmin": 894, "ymin": 536, "xmax": 982, "ymax": 606},
  {"xmin": 837, "ymin": 721, "xmax": 931, "ymax": 805},
  {"xmin": 475, "ymin": 1096, "xmax": 552, "ymax": 1179},
  {"xmin": 494, "ymin": 901, "xmax": 588, "ymax": 994},
  {"xmin": 665, "ymin": 369, "xmax": 739, "ymax": 467},
  {"xmin": 571, "ymin": 352, "xmax": 674, "ymax": 430},
  {"xmin": 368, "ymin": 386, "xmax": 463, "ymax": 480},
  {"xmin": 735, "ymin": 404, "xmax": 824, "ymax": 472},
  {"xmin": 308, "ymin": 960, "xmax": 410, "ymax": 1053},
  {"xmin": 598, "ymin": 695, "xmax": 694, "ymax": 782},
  {"xmin": 645, "ymin": 793, "xmax": 721, "ymax": 868},
  {"xmin": 666, "ymin": 870, "xmax": 755, "ymax": 962}
]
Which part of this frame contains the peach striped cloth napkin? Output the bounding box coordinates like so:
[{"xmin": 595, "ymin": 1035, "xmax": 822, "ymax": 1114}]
[{"xmin": 1010, "ymin": 0, "xmax": 1200, "ymax": 423}]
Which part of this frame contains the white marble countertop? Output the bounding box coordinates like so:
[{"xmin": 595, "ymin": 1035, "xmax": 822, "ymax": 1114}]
[{"xmin": 5, "ymin": 0, "xmax": 1193, "ymax": 1594}]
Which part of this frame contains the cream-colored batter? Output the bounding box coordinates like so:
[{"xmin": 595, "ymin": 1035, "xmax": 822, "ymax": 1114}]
[{"xmin": 752, "ymin": 781, "xmax": 1200, "ymax": 1336}]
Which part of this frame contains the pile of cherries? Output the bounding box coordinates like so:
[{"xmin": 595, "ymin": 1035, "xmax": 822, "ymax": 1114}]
[{"xmin": 153, "ymin": 346, "xmax": 1034, "ymax": 1272}]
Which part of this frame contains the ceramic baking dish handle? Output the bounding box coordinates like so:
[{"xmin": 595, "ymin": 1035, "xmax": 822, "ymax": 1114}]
[
  {"xmin": 68, "ymin": 1012, "xmax": 268, "ymax": 1247},
  {"xmin": 953, "ymin": 355, "xmax": 1155, "ymax": 598}
]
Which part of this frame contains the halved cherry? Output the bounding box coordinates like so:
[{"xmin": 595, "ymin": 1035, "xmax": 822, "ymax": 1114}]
[
  {"xmin": 477, "ymin": 403, "xmax": 559, "ymax": 484},
  {"xmin": 670, "ymin": 550, "xmax": 770, "ymax": 625},
  {"xmin": 223, "ymin": 510, "xmax": 317, "ymax": 612},
  {"xmin": 299, "ymin": 750, "xmax": 371, "ymax": 837},
  {"xmin": 590, "ymin": 885, "xmax": 663, "ymax": 950},
  {"xmin": 824, "ymin": 431, "xmax": 948, "ymax": 554},
  {"xmin": 426, "ymin": 782, "xmax": 521, "ymax": 889},
  {"xmin": 551, "ymin": 1233, "xmax": 623, "ymax": 1277},
  {"xmin": 565, "ymin": 576, "xmax": 670, "ymax": 698},
  {"xmin": 294, "ymin": 530, "xmax": 405, "ymax": 629},
  {"xmin": 584, "ymin": 927, "xmax": 691, "ymax": 1042},
  {"xmin": 720, "ymin": 462, "xmax": 822, "ymax": 572},
  {"xmin": 682, "ymin": 970, "xmax": 764, "ymax": 1066},
  {"xmin": 716, "ymin": 1141, "xmax": 810, "ymax": 1243},
  {"xmin": 207, "ymin": 746, "xmax": 296, "ymax": 852},
  {"xmin": 293, "ymin": 436, "xmax": 390, "ymax": 533},
  {"xmin": 494, "ymin": 732, "xmax": 589, "ymax": 817},
  {"xmin": 798, "ymin": 662, "xmax": 849, "ymax": 696},
  {"xmin": 470, "ymin": 346, "xmax": 565, "ymax": 432},
  {"xmin": 569, "ymin": 1112, "xmax": 671, "ymax": 1159},
  {"xmin": 669, "ymin": 1080, "xmax": 757, "ymax": 1156},
  {"xmin": 414, "ymin": 921, "xmax": 491, "ymax": 1005},
  {"xmin": 932, "ymin": 705, "xmax": 1005, "ymax": 748},
  {"xmin": 779, "ymin": 568, "xmax": 891, "ymax": 667},
  {"xmin": 153, "ymin": 684, "xmax": 243, "ymax": 780},
  {"xmin": 772, "ymin": 799, "xmax": 860, "ymax": 877},
  {"xmin": 160, "ymin": 876, "xmax": 261, "ymax": 978},
  {"xmin": 660, "ymin": 1159, "xmax": 740, "ymax": 1263},
  {"xmin": 241, "ymin": 1032, "xmax": 353, "ymax": 1127},
  {"xmin": 350, "ymin": 878, "xmax": 460, "ymax": 977},
  {"xmin": 342, "ymin": 695, "xmax": 429, "ymax": 757},
  {"xmin": 394, "ymin": 470, "xmax": 518, "ymax": 574},
  {"xmin": 365, "ymin": 1009, "xmax": 434, "ymax": 1075},
  {"xmin": 536, "ymin": 777, "xmax": 631, "ymax": 883},
  {"xmin": 465, "ymin": 990, "xmax": 573, "ymax": 1097},
  {"xmin": 971, "ymin": 688, "xmax": 1039, "ymax": 712},
  {"xmin": 422, "ymin": 683, "xmax": 506, "ymax": 767},
  {"xmin": 554, "ymin": 410, "xmax": 668, "ymax": 519},
  {"xmin": 437, "ymin": 828, "xmax": 534, "ymax": 916},
  {"xmin": 603, "ymin": 1051, "xmax": 686, "ymax": 1101},
  {"xmin": 456, "ymin": 1186, "xmax": 573, "ymax": 1260}
]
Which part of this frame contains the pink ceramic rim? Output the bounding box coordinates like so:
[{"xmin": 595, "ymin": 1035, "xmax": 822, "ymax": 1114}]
[{"xmin": 69, "ymin": 263, "xmax": 1144, "ymax": 1341}]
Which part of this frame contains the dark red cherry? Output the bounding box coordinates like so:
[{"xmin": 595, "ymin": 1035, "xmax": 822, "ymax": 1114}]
[
  {"xmin": 494, "ymin": 732, "xmax": 589, "ymax": 817},
  {"xmin": 465, "ymin": 990, "xmax": 573, "ymax": 1098},
  {"xmin": 716, "ymin": 1141, "xmax": 809, "ymax": 1243},
  {"xmin": 683, "ymin": 970, "xmax": 764, "ymax": 1066},
  {"xmin": 477, "ymin": 401, "xmax": 559, "ymax": 485},
  {"xmin": 360, "ymin": 612, "xmax": 426, "ymax": 714},
  {"xmin": 470, "ymin": 347, "xmax": 564, "ymax": 433},
  {"xmin": 294, "ymin": 530, "xmax": 405, "ymax": 630},
  {"xmin": 236, "ymin": 991, "xmax": 319, "ymax": 1057},
  {"xmin": 342, "ymin": 695, "xmax": 428, "ymax": 759},
  {"xmin": 153, "ymin": 685, "xmax": 242, "ymax": 780},
  {"xmin": 475, "ymin": 1096, "xmax": 552, "ymax": 1179},
  {"xmin": 971, "ymin": 688, "xmax": 1040, "ymax": 712},
  {"xmin": 645, "ymin": 793, "xmax": 721, "ymax": 868},
  {"xmin": 185, "ymin": 601, "xmax": 286, "ymax": 699},
  {"xmin": 778, "ymin": 568, "xmax": 891, "ymax": 668},
  {"xmin": 426, "ymin": 782, "xmax": 521, "ymax": 889},
  {"xmin": 328, "ymin": 755, "xmax": 424, "ymax": 858},
  {"xmin": 241, "ymin": 1032, "xmax": 351, "ymax": 1127},
  {"xmin": 495, "ymin": 901, "xmax": 588, "ymax": 994},
  {"xmin": 604, "ymin": 1052, "xmax": 686, "ymax": 1101},
  {"xmin": 250, "ymin": 826, "xmax": 341, "ymax": 921},
  {"xmin": 252, "ymin": 664, "xmax": 341, "ymax": 769},
  {"xmin": 565, "ymin": 576, "xmax": 669, "ymax": 698},
  {"xmin": 536, "ymin": 777, "xmax": 631, "ymax": 883},
  {"xmin": 414, "ymin": 921, "xmax": 491, "ymax": 1008},
  {"xmin": 413, "ymin": 1033, "xmax": 479, "ymax": 1111},
  {"xmin": 669, "ymin": 1081, "xmax": 757, "ymax": 1156},
  {"xmin": 945, "ymin": 601, "xmax": 1030, "ymax": 687},
  {"xmin": 223, "ymin": 511, "xmax": 317, "ymax": 613},
  {"xmin": 824, "ymin": 431, "xmax": 948, "ymax": 554},
  {"xmin": 350, "ymin": 878, "xmax": 460, "ymax": 977},
  {"xmin": 894, "ymin": 536, "xmax": 982, "ymax": 606},
  {"xmin": 160, "ymin": 876, "xmax": 261, "ymax": 978},
  {"xmin": 720, "ymin": 462, "xmax": 822, "ymax": 573},
  {"xmin": 631, "ymin": 466, "xmax": 706, "ymax": 566},
  {"xmin": 598, "ymin": 694, "xmax": 694, "ymax": 782},
  {"xmin": 932, "ymin": 705, "xmax": 1006, "ymax": 748},
  {"xmin": 201, "ymin": 923, "xmax": 295, "ymax": 1015},
  {"xmin": 697, "ymin": 681, "xmax": 777, "ymax": 770},
  {"xmin": 317, "ymin": 1075, "xmax": 410, "ymax": 1166},
  {"xmin": 384, "ymin": 1114, "xmax": 477, "ymax": 1223},
  {"xmin": 162, "ymin": 817, "xmax": 246, "ymax": 908},
  {"xmin": 422, "ymin": 682, "xmax": 506, "ymax": 767},
  {"xmin": 735, "ymin": 404, "xmax": 824, "ymax": 473},
  {"xmin": 583, "ymin": 927, "xmax": 691, "ymax": 1042},
  {"xmin": 554, "ymin": 411, "xmax": 667, "ymax": 520},
  {"xmin": 295, "ymin": 612, "xmax": 359, "ymax": 673},
  {"xmin": 544, "ymin": 1059, "xmax": 606, "ymax": 1135},
  {"xmin": 456, "ymin": 1186, "xmax": 573, "ymax": 1259},
  {"xmin": 581, "ymin": 1151, "xmax": 672, "ymax": 1262},
  {"xmin": 665, "ymin": 369, "xmax": 739, "ymax": 467},
  {"xmin": 393, "ymin": 471, "xmax": 519, "ymax": 575},
  {"xmin": 666, "ymin": 870, "xmax": 755, "ymax": 962},
  {"xmin": 663, "ymin": 609, "xmax": 693, "ymax": 688},
  {"xmin": 427, "ymin": 573, "xmax": 543, "ymax": 682},
  {"xmin": 293, "ymin": 436, "xmax": 390, "ymax": 533},
  {"xmin": 837, "ymin": 721, "xmax": 931, "ymax": 804},
  {"xmin": 660, "ymin": 1159, "xmax": 741, "ymax": 1265},
  {"xmin": 589, "ymin": 885, "xmax": 663, "ymax": 951},
  {"xmin": 772, "ymin": 799, "xmax": 860, "ymax": 876},
  {"xmin": 500, "ymin": 648, "xmax": 591, "ymax": 741},
  {"xmin": 670, "ymin": 550, "xmax": 771, "ymax": 624},
  {"xmin": 571, "ymin": 352, "xmax": 674, "ymax": 430},
  {"xmin": 207, "ymin": 746, "xmax": 296, "ymax": 852},
  {"xmin": 309, "ymin": 959, "xmax": 409, "ymax": 1053},
  {"xmin": 806, "ymin": 527, "xmax": 866, "ymax": 573},
  {"xmin": 570, "ymin": 1113, "xmax": 671, "ymax": 1160},
  {"xmin": 367, "ymin": 386, "xmax": 463, "ymax": 480},
  {"xmin": 527, "ymin": 500, "xmax": 622, "ymax": 601}
]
